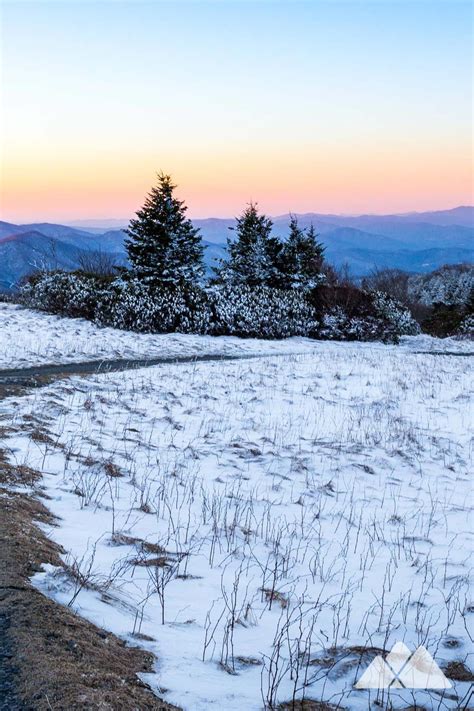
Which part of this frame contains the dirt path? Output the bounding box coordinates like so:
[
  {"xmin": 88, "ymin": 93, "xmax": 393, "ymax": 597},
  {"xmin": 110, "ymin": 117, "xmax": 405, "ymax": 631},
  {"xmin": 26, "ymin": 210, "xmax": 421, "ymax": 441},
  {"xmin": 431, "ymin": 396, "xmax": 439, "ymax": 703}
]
[
  {"xmin": 415, "ymin": 350, "xmax": 474, "ymax": 357},
  {"xmin": 0, "ymin": 607, "xmax": 19, "ymax": 710},
  {"xmin": 0, "ymin": 350, "xmax": 305, "ymax": 400}
]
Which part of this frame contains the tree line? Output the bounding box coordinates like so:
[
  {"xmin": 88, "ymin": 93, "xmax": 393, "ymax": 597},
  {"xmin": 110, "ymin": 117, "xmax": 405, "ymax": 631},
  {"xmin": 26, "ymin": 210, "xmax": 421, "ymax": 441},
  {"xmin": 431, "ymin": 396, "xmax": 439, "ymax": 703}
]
[
  {"xmin": 20, "ymin": 173, "xmax": 424, "ymax": 343},
  {"xmin": 125, "ymin": 172, "xmax": 325, "ymax": 291}
]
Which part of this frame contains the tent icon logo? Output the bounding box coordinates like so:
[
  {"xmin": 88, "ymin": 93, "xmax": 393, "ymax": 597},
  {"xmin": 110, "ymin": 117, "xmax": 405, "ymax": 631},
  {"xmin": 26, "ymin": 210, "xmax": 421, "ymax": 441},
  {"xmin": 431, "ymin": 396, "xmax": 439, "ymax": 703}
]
[{"xmin": 355, "ymin": 641, "xmax": 452, "ymax": 689}]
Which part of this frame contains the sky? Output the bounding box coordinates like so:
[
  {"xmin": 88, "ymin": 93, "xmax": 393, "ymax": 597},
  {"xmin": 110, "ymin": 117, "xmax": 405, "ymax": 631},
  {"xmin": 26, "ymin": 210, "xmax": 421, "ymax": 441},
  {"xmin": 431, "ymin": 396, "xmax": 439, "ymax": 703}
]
[{"xmin": 0, "ymin": 0, "xmax": 472, "ymax": 223}]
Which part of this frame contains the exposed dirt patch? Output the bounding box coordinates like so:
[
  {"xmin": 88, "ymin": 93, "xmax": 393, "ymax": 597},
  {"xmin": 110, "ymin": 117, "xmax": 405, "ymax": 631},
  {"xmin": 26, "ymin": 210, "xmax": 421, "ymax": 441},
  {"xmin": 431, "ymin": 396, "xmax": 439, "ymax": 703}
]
[
  {"xmin": 277, "ymin": 701, "xmax": 344, "ymax": 710},
  {"xmin": 0, "ymin": 448, "xmax": 41, "ymax": 487},
  {"xmin": 0, "ymin": 459, "xmax": 179, "ymax": 711},
  {"xmin": 261, "ymin": 586, "xmax": 289, "ymax": 609},
  {"xmin": 443, "ymin": 660, "xmax": 474, "ymax": 682}
]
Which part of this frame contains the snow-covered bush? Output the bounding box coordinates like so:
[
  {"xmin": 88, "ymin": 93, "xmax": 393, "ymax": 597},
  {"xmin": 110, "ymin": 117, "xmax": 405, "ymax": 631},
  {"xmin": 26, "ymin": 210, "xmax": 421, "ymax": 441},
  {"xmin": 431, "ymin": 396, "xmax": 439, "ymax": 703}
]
[
  {"xmin": 405, "ymin": 264, "xmax": 474, "ymax": 337},
  {"xmin": 20, "ymin": 270, "xmax": 419, "ymax": 343},
  {"xmin": 208, "ymin": 285, "xmax": 319, "ymax": 339},
  {"xmin": 20, "ymin": 272, "xmax": 209, "ymax": 334},
  {"xmin": 458, "ymin": 314, "xmax": 474, "ymax": 339},
  {"xmin": 96, "ymin": 278, "xmax": 210, "ymax": 334},
  {"xmin": 102, "ymin": 282, "xmax": 319, "ymax": 339},
  {"xmin": 408, "ymin": 264, "xmax": 474, "ymax": 307},
  {"xmin": 20, "ymin": 271, "xmax": 106, "ymax": 320},
  {"xmin": 372, "ymin": 291, "xmax": 420, "ymax": 336},
  {"xmin": 314, "ymin": 289, "xmax": 419, "ymax": 343},
  {"xmin": 318, "ymin": 309, "xmax": 404, "ymax": 343}
]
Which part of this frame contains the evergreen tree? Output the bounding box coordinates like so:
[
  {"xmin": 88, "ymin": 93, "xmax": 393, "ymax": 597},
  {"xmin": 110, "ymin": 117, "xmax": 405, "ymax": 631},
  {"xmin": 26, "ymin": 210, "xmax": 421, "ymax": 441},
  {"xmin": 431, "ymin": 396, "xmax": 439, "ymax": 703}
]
[
  {"xmin": 216, "ymin": 202, "xmax": 283, "ymax": 287},
  {"xmin": 282, "ymin": 215, "xmax": 325, "ymax": 289},
  {"xmin": 125, "ymin": 173, "xmax": 204, "ymax": 289}
]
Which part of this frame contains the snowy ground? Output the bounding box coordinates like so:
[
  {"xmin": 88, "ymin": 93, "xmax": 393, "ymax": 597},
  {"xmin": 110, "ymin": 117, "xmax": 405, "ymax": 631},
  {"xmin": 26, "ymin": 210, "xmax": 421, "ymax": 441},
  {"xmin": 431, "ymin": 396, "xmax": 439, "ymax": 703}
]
[
  {"xmin": 1, "ymin": 302, "xmax": 473, "ymax": 370},
  {"xmin": 0, "ymin": 303, "xmax": 319, "ymax": 368},
  {"xmin": 2, "ymin": 337, "xmax": 473, "ymax": 709}
]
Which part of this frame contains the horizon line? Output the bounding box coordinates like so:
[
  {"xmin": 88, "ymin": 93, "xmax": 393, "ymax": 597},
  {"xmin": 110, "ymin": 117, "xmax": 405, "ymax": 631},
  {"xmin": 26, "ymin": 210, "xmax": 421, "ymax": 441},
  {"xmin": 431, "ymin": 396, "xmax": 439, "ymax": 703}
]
[{"xmin": 3, "ymin": 204, "xmax": 472, "ymax": 228}]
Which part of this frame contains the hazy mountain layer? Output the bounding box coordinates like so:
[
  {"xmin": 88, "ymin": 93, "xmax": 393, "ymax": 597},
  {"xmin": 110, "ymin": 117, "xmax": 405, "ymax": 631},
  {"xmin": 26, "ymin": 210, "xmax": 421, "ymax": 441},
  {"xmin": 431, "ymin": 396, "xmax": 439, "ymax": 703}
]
[{"xmin": 0, "ymin": 207, "xmax": 472, "ymax": 291}]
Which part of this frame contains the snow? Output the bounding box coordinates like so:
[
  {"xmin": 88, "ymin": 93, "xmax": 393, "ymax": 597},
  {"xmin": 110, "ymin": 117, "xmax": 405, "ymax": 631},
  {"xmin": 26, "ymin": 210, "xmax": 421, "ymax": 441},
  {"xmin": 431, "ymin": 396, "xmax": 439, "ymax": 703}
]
[
  {"xmin": 1, "ymin": 302, "xmax": 472, "ymax": 370},
  {"xmin": 2, "ymin": 332, "xmax": 473, "ymax": 709},
  {"xmin": 0, "ymin": 303, "xmax": 321, "ymax": 368}
]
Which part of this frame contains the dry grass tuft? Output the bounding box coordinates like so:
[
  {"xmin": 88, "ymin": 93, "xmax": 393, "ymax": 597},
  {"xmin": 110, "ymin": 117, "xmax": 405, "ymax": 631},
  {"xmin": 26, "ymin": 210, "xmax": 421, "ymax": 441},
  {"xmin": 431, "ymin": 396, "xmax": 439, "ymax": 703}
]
[
  {"xmin": 277, "ymin": 700, "xmax": 344, "ymax": 710},
  {"xmin": 443, "ymin": 660, "xmax": 474, "ymax": 682},
  {"xmin": 261, "ymin": 587, "xmax": 288, "ymax": 609},
  {"xmin": 0, "ymin": 451, "xmax": 42, "ymax": 488}
]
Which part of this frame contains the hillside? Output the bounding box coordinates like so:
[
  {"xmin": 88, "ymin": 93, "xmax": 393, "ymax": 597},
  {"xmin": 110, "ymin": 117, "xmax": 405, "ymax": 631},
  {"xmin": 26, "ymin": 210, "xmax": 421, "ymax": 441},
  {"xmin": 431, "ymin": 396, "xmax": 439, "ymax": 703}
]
[
  {"xmin": 0, "ymin": 231, "xmax": 83, "ymax": 291},
  {"xmin": 0, "ymin": 231, "xmax": 127, "ymax": 292}
]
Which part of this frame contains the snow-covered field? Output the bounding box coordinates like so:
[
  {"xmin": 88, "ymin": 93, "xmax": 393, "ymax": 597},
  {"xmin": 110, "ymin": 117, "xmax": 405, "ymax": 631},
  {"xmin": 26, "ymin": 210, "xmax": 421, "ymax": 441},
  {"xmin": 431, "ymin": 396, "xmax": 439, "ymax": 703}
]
[
  {"xmin": 3, "ymin": 334, "xmax": 473, "ymax": 709},
  {"xmin": 0, "ymin": 303, "xmax": 321, "ymax": 368},
  {"xmin": 1, "ymin": 302, "xmax": 473, "ymax": 370}
]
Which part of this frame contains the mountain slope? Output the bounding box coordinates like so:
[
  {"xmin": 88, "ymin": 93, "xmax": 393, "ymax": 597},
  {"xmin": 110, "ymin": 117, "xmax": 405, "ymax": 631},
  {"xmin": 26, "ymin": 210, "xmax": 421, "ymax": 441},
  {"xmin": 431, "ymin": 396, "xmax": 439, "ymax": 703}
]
[
  {"xmin": 318, "ymin": 219, "xmax": 474, "ymax": 250},
  {"xmin": 320, "ymin": 227, "xmax": 407, "ymax": 252},
  {"xmin": 325, "ymin": 245, "xmax": 474, "ymax": 276},
  {"xmin": 18, "ymin": 223, "xmax": 106, "ymax": 250},
  {"xmin": 0, "ymin": 220, "xmax": 24, "ymax": 238},
  {"xmin": 0, "ymin": 232, "xmax": 83, "ymax": 290}
]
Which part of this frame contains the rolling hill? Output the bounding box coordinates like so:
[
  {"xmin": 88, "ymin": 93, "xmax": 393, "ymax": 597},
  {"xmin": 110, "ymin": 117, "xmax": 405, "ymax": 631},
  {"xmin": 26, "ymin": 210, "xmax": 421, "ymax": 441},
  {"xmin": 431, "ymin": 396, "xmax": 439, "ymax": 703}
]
[{"xmin": 0, "ymin": 231, "xmax": 86, "ymax": 292}]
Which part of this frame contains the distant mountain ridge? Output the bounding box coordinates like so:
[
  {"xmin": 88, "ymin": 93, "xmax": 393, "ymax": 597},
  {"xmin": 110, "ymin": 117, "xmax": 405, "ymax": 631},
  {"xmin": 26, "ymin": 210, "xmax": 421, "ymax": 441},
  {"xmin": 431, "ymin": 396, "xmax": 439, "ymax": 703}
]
[
  {"xmin": 0, "ymin": 223, "xmax": 224, "ymax": 291},
  {"xmin": 64, "ymin": 205, "xmax": 474, "ymax": 232},
  {"xmin": 0, "ymin": 206, "xmax": 472, "ymax": 291}
]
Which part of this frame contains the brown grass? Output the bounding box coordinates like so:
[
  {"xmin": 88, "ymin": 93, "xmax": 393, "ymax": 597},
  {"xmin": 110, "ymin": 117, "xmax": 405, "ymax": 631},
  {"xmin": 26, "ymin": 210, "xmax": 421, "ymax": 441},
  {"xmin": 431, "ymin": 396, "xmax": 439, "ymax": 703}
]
[
  {"xmin": 443, "ymin": 660, "xmax": 474, "ymax": 682},
  {"xmin": 277, "ymin": 701, "xmax": 344, "ymax": 710},
  {"xmin": 261, "ymin": 587, "xmax": 288, "ymax": 608}
]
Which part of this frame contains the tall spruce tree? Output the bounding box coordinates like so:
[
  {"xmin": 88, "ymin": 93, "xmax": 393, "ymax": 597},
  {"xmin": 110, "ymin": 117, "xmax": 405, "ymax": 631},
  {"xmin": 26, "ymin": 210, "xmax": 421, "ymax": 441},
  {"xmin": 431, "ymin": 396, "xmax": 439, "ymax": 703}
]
[
  {"xmin": 216, "ymin": 202, "xmax": 283, "ymax": 287},
  {"xmin": 282, "ymin": 215, "xmax": 325, "ymax": 289},
  {"xmin": 125, "ymin": 173, "xmax": 204, "ymax": 289}
]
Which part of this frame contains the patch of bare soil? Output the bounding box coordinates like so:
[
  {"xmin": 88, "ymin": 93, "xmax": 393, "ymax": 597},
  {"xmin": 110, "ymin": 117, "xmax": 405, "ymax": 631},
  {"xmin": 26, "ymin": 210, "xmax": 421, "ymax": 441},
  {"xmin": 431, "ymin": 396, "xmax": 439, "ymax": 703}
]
[
  {"xmin": 442, "ymin": 660, "xmax": 474, "ymax": 682},
  {"xmin": 277, "ymin": 701, "xmax": 344, "ymax": 710},
  {"xmin": 0, "ymin": 458, "xmax": 179, "ymax": 711}
]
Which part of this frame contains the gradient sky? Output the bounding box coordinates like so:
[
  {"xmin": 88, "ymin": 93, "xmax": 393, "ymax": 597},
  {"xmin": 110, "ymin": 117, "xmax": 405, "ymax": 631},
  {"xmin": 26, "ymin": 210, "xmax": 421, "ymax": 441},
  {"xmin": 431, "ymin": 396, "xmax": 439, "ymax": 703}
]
[{"xmin": 0, "ymin": 0, "xmax": 472, "ymax": 223}]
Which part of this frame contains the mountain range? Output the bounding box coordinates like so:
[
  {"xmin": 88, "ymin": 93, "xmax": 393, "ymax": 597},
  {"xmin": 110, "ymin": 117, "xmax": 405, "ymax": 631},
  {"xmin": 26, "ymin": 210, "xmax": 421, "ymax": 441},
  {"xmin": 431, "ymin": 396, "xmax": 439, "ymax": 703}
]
[{"xmin": 0, "ymin": 206, "xmax": 472, "ymax": 292}]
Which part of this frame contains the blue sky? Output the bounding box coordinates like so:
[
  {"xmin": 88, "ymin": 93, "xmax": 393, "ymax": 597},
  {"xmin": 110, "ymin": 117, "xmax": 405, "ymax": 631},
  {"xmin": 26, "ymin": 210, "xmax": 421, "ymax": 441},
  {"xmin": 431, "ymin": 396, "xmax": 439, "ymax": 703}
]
[{"xmin": 1, "ymin": 0, "xmax": 472, "ymax": 220}]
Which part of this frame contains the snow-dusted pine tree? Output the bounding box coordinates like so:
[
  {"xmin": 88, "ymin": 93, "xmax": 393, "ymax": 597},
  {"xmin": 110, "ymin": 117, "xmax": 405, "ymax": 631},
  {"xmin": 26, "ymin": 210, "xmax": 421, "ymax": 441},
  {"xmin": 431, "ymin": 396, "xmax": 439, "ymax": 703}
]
[
  {"xmin": 282, "ymin": 215, "xmax": 325, "ymax": 289},
  {"xmin": 215, "ymin": 202, "xmax": 283, "ymax": 287},
  {"xmin": 125, "ymin": 173, "xmax": 204, "ymax": 289}
]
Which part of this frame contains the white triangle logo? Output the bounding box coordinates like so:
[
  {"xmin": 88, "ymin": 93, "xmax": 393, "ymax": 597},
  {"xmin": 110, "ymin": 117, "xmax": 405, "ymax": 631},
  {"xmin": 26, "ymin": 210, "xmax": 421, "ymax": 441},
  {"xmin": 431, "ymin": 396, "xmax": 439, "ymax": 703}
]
[
  {"xmin": 355, "ymin": 655, "xmax": 394, "ymax": 689},
  {"xmin": 397, "ymin": 646, "xmax": 452, "ymax": 689},
  {"xmin": 386, "ymin": 641, "xmax": 412, "ymax": 673},
  {"xmin": 355, "ymin": 642, "xmax": 452, "ymax": 689}
]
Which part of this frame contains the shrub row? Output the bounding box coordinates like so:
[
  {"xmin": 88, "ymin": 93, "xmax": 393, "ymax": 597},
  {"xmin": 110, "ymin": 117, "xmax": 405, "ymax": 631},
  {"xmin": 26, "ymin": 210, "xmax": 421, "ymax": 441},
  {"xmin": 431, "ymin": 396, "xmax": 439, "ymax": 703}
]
[{"xmin": 20, "ymin": 271, "xmax": 419, "ymax": 343}]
